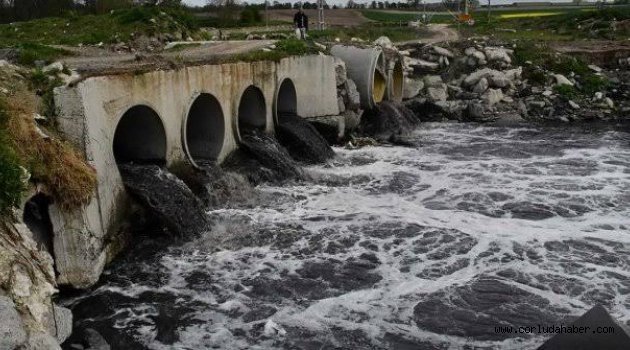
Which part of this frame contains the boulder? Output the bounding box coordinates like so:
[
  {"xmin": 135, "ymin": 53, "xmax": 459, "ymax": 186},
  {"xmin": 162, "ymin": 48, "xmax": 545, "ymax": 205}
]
[
  {"xmin": 472, "ymin": 50, "xmax": 487, "ymax": 65},
  {"xmin": 487, "ymin": 72, "xmax": 510, "ymax": 88},
  {"xmin": 553, "ymin": 74, "xmax": 574, "ymax": 86},
  {"xmin": 54, "ymin": 305, "xmax": 73, "ymax": 344},
  {"xmin": 403, "ymin": 77, "xmax": 424, "ymax": 100},
  {"xmin": 463, "ymin": 68, "xmax": 508, "ymax": 88},
  {"xmin": 405, "ymin": 57, "xmax": 439, "ymax": 71},
  {"xmin": 473, "ymin": 77, "xmax": 489, "ymax": 94},
  {"xmin": 604, "ymin": 97, "xmax": 614, "ymax": 109},
  {"xmin": 84, "ymin": 329, "xmax": 111, "ymax": 350},
  {"xmin": 432, "ymin": 45, "xmax": 454, "ymax": 58},
  {"xmin": 568, "ymin": 100, "xmax": 580, "ymax": 109},
  {"xmin": 0, "ymin": 296, "xmax": 27, "ymax": 349},
  {"xmin": 345, "ymin": 79, "xmax": 361, "ymax": 110},
  {"xmin": 484, "ymin": 47, "xmax": 511, "ymax": 64},
  {"xmin": 483, "ymin": 88, "xmax": 504, "ymax": 107},
  {"xmin": 464, "ymin": 47, "xmax": 477, "ymax": 56},
  {"xmin": 42, "ymin": 61, "xmax": 64, "ymax": 74},
  {"xmin": 504, "ymin": 67, "xmax": 522, "ymax": 81},
  {"xmin": 27, "ymin": 332, "xmax": 62, "ymax": 350},
  {"xmin": 427, "ymin": 86, "xmax": 448, "ymax": 102},
  {"xmin": 373, "ymin": 36, "xmax": 393, "ymax": 49},
  {"xmin": 588, "ymin": 64, "xmax": 603, "ymax": 73},
  {"xmin": 423, "ymin": 75, "xmax": 443, "ymax": 88}
]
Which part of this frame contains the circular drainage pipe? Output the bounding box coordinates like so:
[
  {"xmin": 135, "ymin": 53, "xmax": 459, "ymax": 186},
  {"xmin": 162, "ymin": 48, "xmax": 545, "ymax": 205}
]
[
  {"xmin": 330, "ymin": 45, "xmax": 387, "ymax": 110},
  {"xmin": 274, "ymin": 78, "xmax": 298, "ymax": 122},
  {"xmin": 183, "ymin": 93, "xmax": 225, "ymax": 166},
  {"xmin": 113, "ymin": 105, "xmax": 167, "ymax": 165},
  {"xmin": 236, "ymin": 85, "xmax": 267, "ymax": 139}
]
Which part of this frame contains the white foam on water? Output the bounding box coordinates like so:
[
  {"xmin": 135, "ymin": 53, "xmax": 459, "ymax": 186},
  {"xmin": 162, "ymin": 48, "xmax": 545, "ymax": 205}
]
[{"xmin": 66, "ymin": 123, "xmax": 630, "ymax": 349}]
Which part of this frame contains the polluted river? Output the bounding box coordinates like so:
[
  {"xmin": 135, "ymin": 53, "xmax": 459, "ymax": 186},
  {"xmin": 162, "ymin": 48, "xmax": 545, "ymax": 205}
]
[{"xmin": 61, "ymin": 121, "xmax": 630, "ymax": 349}]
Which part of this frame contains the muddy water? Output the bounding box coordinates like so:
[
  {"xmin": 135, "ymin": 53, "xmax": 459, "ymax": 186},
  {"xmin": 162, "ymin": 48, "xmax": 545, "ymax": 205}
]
[{"xmin": 63, "ymin": 122, "xmax": 630, "ymax": 350}]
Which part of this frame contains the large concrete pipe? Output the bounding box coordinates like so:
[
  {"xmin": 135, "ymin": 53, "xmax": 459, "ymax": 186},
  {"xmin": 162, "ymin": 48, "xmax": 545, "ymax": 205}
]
[
  {"xmin": 274, "ymin": 78, "xmax": 298, "ymax": 121},
  {"xmin": 184, "ymin": 93, "xmax": 225, "ymax": 166},
  {"xmin": 237, "ymin": 85, "xmax": 267, "ymax": 138},
  {"xmin": 113, "ymin": 105, "xmax": 167, "ymax": 165},
  {"xmin": 388, "ymin": 58, "xmax": 404, "ymax": 103},
  {"xmin": 330, "ymin": 45, "xmax": 387, "ymax": 110}
]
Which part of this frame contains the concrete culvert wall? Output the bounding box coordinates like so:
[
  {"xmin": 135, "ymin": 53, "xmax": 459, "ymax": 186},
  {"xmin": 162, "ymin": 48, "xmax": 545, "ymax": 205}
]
[
  {"xmin": 185, "ymin": 93, "xmax": 225, "ymax": 165},
  {"xmin": 238, "ymin": 85, "xmax": 267, "ymax": 136},
  {"xmin": 330, "ymin": 45, "xmax": 386, "ymax": 109},
  {"xmin": 276, "ymin": 79, "xmax": 298, "ymax": 119},
  {"xmin": 113, "ymin": 105, "xmax": 167, "ymax": 165},
  {"xmin": 23, "ymin": 193, "xmax": 54, "ymax": 255}
]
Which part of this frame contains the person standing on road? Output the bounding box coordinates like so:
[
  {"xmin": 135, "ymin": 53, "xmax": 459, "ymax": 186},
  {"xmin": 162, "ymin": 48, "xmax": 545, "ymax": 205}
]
[{"xmin": 293, "ymin": 8, "xmax": 309, "ymax": 40}]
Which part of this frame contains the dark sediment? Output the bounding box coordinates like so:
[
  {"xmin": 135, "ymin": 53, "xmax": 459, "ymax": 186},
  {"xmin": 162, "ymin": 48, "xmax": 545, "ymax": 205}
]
[
  {"xmin": 276, "ymin": 113, "xmax": 335, "ymax": 164},
  {"xmin": 118, "ymin": 164, "xmax": 211, "ymax": 238}
]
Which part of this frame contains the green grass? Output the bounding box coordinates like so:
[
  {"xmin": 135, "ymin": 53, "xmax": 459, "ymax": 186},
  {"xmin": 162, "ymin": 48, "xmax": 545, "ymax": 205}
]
[
  {"xmin": 16, "ymin": 43, "xmax": 70, "ymax": 66},
  {"xmin": 553, "ymin": 84, "xmax": 579, "ymax": 99},
  {"xmin": 308, "ymin": 24, "xmax": 424, "ymax": 42},
  {"xmin": 0, "ymin": 6, "xmax": 195, "ymax": 48},
  {"xmin": 361, "ymin": 10, "xmax": 453, "ymax": 24},
  {"xmin": 468, "ymin": 7, "xmax": 630, "ymax": 41},
  {"xmin": 223, "ymin": 38, "xmax": 319, "ymax": 63},
  {"xmin": 0, "ymin": 99, "xmax": 25, "ymax": 212}
]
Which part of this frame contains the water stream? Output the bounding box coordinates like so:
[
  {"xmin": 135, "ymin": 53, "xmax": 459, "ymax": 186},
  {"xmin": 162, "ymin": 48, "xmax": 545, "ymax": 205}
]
[{"xmin": 63, "ymin": 122, "xmax": 630, "ymax": 349}]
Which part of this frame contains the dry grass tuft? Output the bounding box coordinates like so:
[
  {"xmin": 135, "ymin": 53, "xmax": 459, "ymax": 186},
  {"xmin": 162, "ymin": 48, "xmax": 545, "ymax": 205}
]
[{"xmin": 3, "ymin": 83, "xmax": 96, "ymax": 212}]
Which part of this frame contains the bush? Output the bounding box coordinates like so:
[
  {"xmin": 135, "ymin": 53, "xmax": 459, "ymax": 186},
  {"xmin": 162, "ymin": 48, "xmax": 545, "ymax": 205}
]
[
  {"xmin": 240, "ymin": 7, "xmax": 262, "ymax": 25},
  {"xmin": 580, "ymin": 74, "xmax": 609, "ymax": 95},
  {"xmin": 553, "ymin": 84, "xmax": 579, "ymax": 99}
]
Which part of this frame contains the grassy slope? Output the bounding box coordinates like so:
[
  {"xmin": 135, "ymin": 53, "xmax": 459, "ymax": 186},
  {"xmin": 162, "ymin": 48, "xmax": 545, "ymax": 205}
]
[
  {"xmin": 0, "ymin": 67, "xmax": 96, "ymax": 212},
  {"xmin": 469, "ymin": 7, "xmax": 630, "ymax": 41}
]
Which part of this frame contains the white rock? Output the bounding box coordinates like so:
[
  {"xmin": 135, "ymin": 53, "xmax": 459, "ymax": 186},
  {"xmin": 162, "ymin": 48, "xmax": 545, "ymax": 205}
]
[
  {"xmin": 314, "ymin": 42, "xmax": 326, "ymax": 51},
  {"xmin": 483, "ymin": 88, "xmax": 504, "ymax": 106},
  {"xmin": 54, "ymin": 305, "xmax": 73, "ymax": 344},
  {"xmin": 488, "ymin": 72, "xmax": 510, "ymax": 88},
  {"xmin": 405, "ymin": 57, "xmax": 439, "ymax": 70},
  {"xmin": 568, "ymin": 100, "xmax": 580, "ymax": 109},
  {"xmin": 432, "ymin": 45, "xmax": 454, "ymax": 58},
  {"xmin": 464, "ymin": 47, "xmax": 478, "ymax": 56},
  {"xmin": 42, "ymin": 61, "xmax": 64, "ymax": 74},
  {"xmin": 263, "ymin": 319, "xmax": 286, "ymax": 338},
  {"xmin": 0, "ymin": 296, "xmax": 27, "ymax": 349},
  {"xmin": 472, "ymin": 50, "xmax": 486, "ymax": 64},
  {"xmin": 334, "ymin": 37, "xmax": 340, "ymax": 42},
  {"xmin": 553, "ymin": 74, "xmax": 574, "ymax": 86},
  {"xmin": 403, "ymin": 77, "xmax": 424, "ymax": 100},
  {"xmin": 373, "ymin": 36, "xmax": 392, "ymax": 49},
  {"xmin": 504, "ymin": 67, "xmax": 523, "ymax": 81},
  {"xmin": 542, "ymin": 90, "xmax": 553, "ymax": 97},
  {"xmin": 588, "ymin": 64, "xmax": 603, "ymax": 73},
  {"xmin": 604, "ymin": 97, "xmax": 614, "ymax": 108},
  {"xmin": 594, "ymin": 92, "xmax": 604, "ymax": 100},
  {"xmin": 484, "ymin": 47, "xmax": 511, "ymax": 64},
  {"xmin": 473, "ymin": 77, "xmax": 489, "ymax": 94}
]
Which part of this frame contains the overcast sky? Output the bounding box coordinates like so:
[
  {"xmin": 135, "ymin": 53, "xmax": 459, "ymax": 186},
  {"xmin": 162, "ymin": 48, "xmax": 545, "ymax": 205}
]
[{"xmin": 182, "ymin": 0, "xmax": 574, "ymax": 7}]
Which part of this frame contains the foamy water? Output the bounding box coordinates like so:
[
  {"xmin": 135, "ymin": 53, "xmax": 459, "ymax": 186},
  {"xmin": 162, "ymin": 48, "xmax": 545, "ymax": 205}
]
[{"xmin": 63, "ymin": 122, "xmax": 630, "ymax": 350}]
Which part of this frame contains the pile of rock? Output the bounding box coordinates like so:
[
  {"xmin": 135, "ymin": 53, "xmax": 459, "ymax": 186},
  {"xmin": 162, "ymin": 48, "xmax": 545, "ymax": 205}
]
[
  {"xmin": 309, "ymin": 58, "xmax": 363, "ymax": 143},
  {"xmin": 402, "ymin": 41, "xmax": 629, "ymax": 123}
]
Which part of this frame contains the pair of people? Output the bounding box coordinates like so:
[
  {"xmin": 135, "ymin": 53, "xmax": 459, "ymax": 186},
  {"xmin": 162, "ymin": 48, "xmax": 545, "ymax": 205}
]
[{"xmin": 293, "ymin": 9, "xmax": 309, "ymax": 40}]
